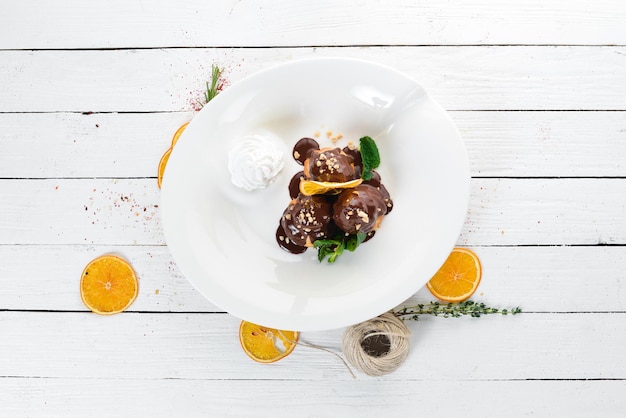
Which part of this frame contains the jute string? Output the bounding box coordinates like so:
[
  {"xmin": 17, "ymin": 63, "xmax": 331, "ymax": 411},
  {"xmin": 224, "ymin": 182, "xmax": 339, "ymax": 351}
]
[
  {"xmin": 279, "ymin": 311, "xmax": 410, "ymax": 377},
  {"xmin": 341, "ymin": 312, "xmax": 411, "ymax": 376}
]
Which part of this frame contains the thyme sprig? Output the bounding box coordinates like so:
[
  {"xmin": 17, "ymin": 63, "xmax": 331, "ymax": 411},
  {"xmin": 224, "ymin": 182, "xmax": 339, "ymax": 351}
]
[
  {"xmin": 198, "ymin": 65, "xmax": 223, "ymax": 107},
  {"xmin": 395, "ymin": 300, "xmax": 522, "ymax": 320}
]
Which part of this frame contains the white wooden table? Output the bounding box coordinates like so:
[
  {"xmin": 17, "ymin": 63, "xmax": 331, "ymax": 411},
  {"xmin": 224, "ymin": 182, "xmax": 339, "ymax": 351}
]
[{"xmin": 2, "ymin": 1, "xmax": 626, "ymax": 416}]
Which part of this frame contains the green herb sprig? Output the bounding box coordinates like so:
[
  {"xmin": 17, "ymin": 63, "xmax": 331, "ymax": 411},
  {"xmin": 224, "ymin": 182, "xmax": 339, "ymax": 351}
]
[
  {"xmin": 314, "ymin": 232, "xmax": 367, "ymax": 263},
  {"xmin": 359, "ymin": 136, "xmax": 381, "ymax": 181},
  {"xmin": 199, "ymin": 65, "xmax": 223, "ymax": 107},
  {"xmin": 395, "ymin": 301, "xmax": 522, "ymax": 320}
]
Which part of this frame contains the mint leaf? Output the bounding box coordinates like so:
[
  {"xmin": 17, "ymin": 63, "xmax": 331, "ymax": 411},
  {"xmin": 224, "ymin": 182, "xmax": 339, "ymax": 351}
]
[
  {"xmin": 313, "ymin": 239, "xmax": 341, "ymax": 248},
  {"xmin": 359, "ymin": 136, "xmax": 380, "ymax": 181},
  {"xmin": 346, "ymin": 232, "xmax": 367, "ymax": 252}
]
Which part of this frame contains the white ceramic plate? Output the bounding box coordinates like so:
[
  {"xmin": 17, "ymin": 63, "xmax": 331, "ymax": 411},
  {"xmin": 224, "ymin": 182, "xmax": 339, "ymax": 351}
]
[{"xmin": 161, "ymin": 57, "xmax": 469, "ymax": 331}]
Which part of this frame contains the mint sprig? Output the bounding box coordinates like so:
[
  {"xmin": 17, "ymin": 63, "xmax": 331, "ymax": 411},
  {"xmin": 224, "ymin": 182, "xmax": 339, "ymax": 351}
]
[
  {"xmin": 314, "ymin": 232, "xmax": 367, "ymax": 263},
  {"xmin": 359, "ymin": 136, "xmax": 381, "ymax": 181}
]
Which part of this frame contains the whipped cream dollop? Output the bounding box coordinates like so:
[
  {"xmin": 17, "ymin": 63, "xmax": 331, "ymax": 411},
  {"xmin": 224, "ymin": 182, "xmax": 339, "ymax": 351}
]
[{"xmin": 228, "ymin": 134, "xmax": 285, "ymax": 191}]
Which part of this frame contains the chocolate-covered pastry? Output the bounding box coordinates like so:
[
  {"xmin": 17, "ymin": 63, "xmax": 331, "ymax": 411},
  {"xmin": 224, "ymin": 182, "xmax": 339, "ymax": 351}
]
[
  {"xmin": 303, "ymin": 147, "xmax": 356, "ymax": 183},
  {"xmin": 277, "ymin": 135, "xmax": 393, "ymax": 259},
  {"xmin": 363, "ymin": 171, "xmax": 393, "ymax": 213},
  {"xmin": 279, "ymin": 194, "xmax": 335, "ymax": 247},
  {"xmin": 342, "ymin": 144, "xmax": 362, "ymax": 177},
  {"xmin": 292, "ymin": 137, "xmax": 320, "ymax": 165},
  {"xmin": 332, "ymin": 184, "xmax": 388, "ymax": 235},
  {"xmin": 288, "ymin": 171, "xmax": 305, "ymax": 199}
]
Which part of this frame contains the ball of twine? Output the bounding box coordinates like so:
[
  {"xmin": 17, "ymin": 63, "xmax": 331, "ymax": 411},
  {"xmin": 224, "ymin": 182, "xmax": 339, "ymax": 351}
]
[{"xmin": 342, "ymin": 312, "xmax": 411, "ymax": 376}]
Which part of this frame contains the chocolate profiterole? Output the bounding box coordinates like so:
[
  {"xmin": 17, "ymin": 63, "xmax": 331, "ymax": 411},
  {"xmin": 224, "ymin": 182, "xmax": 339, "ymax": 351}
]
[
  {"xmin": 303, "ymin": 147, "xmax": 356, "ymax": 183},
  {"xmin": 332, "ymin": 184, "xmax": 391, "ymax": 235},
  {"xmin": 279, "ymin": 194, "xmax": 335, "ymax": 248},
  {"xmin": 276, "ymin": 135, "xmax": 394, "ymax": 258}
]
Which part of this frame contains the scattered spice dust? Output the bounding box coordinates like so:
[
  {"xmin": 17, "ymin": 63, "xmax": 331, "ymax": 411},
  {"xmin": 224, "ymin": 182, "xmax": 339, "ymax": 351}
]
[
  {"xmin": 187, "ymin": 66, "xmax": 230, "ymax": 112},
  {"xmin": 82, "ymin": 183, "xmax": 161, "ymax": 242}
]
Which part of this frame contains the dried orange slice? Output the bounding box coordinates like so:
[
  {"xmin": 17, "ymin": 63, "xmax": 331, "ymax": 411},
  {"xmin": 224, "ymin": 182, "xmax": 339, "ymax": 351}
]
[
  {"xmin": 158, "ymin": 123, "xmax": 190, "ymax": 189},
  {"xmin": 80, "ymin": 255, "xmax": 139, "ymax": 315},
  {"xmin": 157, "ymin": 147, "xmax": 172, "ymax": 189},
  {"xmin": 299, "ymin": 178, "xmax": 363, "ymax": 196},
  {"xmin": 239, "ymin": 321, "xmax": 299, "ymax": 363},
  {"xmin": 426, "ymin": 247, "xmax": 482, "ymax": 302},
  {"xmin": 170, "ymin": 122, "xmax": 189, "ymax": 147}
]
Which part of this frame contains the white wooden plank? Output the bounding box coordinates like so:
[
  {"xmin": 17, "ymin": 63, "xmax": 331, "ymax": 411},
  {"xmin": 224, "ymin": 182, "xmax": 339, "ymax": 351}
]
[
  {"xmin": 0, "ymin": 112, "xmax": 194, "ymax": 179},
  {"xmin": 1, "ymin": 0, "xmax": 625, "ymax": 48},
  {"xmin": 0, "ymin": 179, "xmax": 163, "ymax": 245},
  {"xmin": 1, "ymin": 312, "xmax": 625, "ymax": 380},
  {"xmin": 459, "ymin": 178, "xmax": 626, "ymax": 246},
  {"xmin": 1, "ymin": 377, "xmax": 624, "ymax": 418},
  {"xmin": 1, "ymin": 245, "xmax": 624, "ymax": 313},
  {"xmin": 1, "ymin": 47, "xmax": 625, "ymax": 112},
  {"xmin": 3, "ymin": 111, "xmax": 625, "ymax": 179},
  {"xmin": 0, "ymin": 245, "xmax": 214, "ymax": 313},
  {"xmin": 0, "ymin": 178, "xmax": 624, "ymax": 246},
  {"xmin": 456, "ymin": 111, "xmax": 626, "ymax": 177}
]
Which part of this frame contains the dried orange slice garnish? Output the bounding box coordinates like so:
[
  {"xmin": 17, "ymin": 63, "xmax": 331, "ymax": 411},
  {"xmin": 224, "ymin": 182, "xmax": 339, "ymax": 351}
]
[
  {"xmin": 157, "ymin": 147, "xmax": 172, "ymax": 189},
  {"xmin": 426, "ymin": 247, "xmax": 482, "ymax": 302},
  {"xmin": 299, "ymin": 178, "xmax": 363, "ymax": 196},
  {"xmin": 157, "ymin": 122, "xmax": 190, "ymax": 189},
  {"xmin": 170, "ymin": 122, "xmax": 189, "ymax": 147},
  {"xmin": 80, "ymin": 255, "xmax": 139, "ymax": 315},
  {"xmin": 239, "ymin": 321, "xmax": 299, "ymax": 363}
]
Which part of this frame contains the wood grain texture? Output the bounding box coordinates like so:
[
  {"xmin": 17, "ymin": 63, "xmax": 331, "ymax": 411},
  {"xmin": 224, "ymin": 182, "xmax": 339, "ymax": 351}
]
[
  {"xmin": 3, "ymin": 2, "xmax": 626, "ymax": 415},
  {"xmin": 1, "ymin": 178, "xmax": 623, "ymax": 246},
  {"xmin": 1, "ymin": 0, "xmax": 625, "ymax": 48},
  {"xmin": 0, "ymin": 245, "xmax": 624, "ymax": 313},
  {"xmin": 1, "ymin": 378, "xmax": 624, "ymax": 417},
  {"xmin": 2, "ymin": 111, "xmax": 625, "ymax": 179},
  {"xmin": 1, "ymin": 311, "xmax": 624, "ymax": 381},
  {"xmin": 1, "ymin": 46, "xmax": 625, "ymax": 112}
]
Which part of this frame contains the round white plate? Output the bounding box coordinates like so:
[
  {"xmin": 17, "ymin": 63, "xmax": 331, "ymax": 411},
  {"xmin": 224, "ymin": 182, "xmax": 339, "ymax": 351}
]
[{"xmin": 161, "ymin": 57, "xmax": 469, "ymax": 331}]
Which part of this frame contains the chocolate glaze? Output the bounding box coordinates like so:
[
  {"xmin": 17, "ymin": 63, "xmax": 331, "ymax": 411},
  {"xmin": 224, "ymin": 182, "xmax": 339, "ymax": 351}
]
[
  {"xmin": 332, "ymin": 184, "xmax": 388, "ymax": 235},
  {"xmin": 275, "ymin": 223, "xmax": 308, "ymax": 254},
  {"xmin": 280, "ymin": 194, "xmax": 335, "ymax": 247},
  {"xmin": 342, "ymin": 145, "xmax": 362, "ymax": 171},
  {"xmin": 363, "ymin": 170, "xmax": 381, "ymax": 187},
  {"xmin": 363, "ymin": 171, "xmax": 393, "ymax": 213},
  {"xmin": 288, "ymin": 171, "xmax": 305, "ymax": 199},
  {"xmin": 292, "ymin": 137, "xmax": 320, "ymax": 165},
  {"xmin": 363, "ymin": 230, "xmax": 376, "ymax": 243},
  {"xmin": 303, "ymin": 147, "xmax": 356, "ymax": 183},
  {"xmin": 378, "ymin": 182, "xmax": 393, "ymax": 213}
]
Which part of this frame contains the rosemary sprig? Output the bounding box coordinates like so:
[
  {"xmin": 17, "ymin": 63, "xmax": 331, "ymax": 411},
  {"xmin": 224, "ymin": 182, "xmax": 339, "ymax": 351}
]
[
  {"xmin": 395, "ymin": 300, "xmax": 522, "ymax": 320},
  {"xmin": 199, "ymin": 65, "xmax": 223, "ymax": 107}
]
